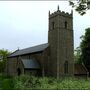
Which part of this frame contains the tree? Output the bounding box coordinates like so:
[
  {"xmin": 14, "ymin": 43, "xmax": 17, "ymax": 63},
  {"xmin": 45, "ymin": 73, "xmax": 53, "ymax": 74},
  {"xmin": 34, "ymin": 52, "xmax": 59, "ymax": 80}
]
[
  {"xmin": 80, "ymin": 28, "xmax": 90, "ymax": 70},
  {"xmin": 0, "ymin": 49, "xmax": 10, "ymax": 73},
  {"xmin": 69, "ymin": 0, "xmax": 90, "ymax": 15},
  {"xmin": 74, "ymin": 47, "xmax": 81, "ymax": 63}
]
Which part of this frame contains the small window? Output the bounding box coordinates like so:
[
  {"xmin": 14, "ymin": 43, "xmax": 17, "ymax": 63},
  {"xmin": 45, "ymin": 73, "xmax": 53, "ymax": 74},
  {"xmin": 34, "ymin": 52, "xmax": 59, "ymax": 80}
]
[
  {"xmin": 65, "ymin": 21, "xmax": 67, "ymax": 29},
  {"xmin": 52, "ymin": 22, "xmax": 55, "ymax": 29},
  {"xmin": 64, "ymin": 61, "xmax": 68, "ymax": 74}
]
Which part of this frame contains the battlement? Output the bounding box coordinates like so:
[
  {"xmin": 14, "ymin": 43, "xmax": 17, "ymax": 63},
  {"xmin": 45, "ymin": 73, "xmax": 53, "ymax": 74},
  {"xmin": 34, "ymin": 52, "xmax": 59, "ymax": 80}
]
[{"xmin": 49, "ymin": 6, "xmax": 73, "ymax": 18}]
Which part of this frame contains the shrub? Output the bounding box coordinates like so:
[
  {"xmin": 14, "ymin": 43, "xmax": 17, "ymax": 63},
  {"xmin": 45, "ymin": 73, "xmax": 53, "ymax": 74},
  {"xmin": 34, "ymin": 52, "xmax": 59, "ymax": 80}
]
[
  {"xmin": 14, "ymin": 81, "xmax": 25, "ymax": 90},
  {"xmin": 2, "ymin": 79, "xmax": 14, "ymax": 90},
  {"xmin": 1, "ymin": 74, "xmax": 90, "ymax": 90}
]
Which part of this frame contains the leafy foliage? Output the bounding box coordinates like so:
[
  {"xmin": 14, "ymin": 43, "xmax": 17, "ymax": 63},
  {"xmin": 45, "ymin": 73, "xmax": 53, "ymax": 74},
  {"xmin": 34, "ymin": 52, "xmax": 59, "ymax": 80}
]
[
  {"xmin": 2, "ymin": 79, "xmax": 14, "ymax": 90},
  {"xmin": 0, "ymin": 49, "xmax": 10, "ymax": 73},
  {"xmin": 80, "ymin": 28, "xmax": 90, "ymax": 66},
  {"xmin": 74, "ymin": 27, "xmax": 90, "ymax": 67},
  {"xmin": 0, "ymin": 74, "xmax": 90, "ymax": 90},
  {"xmin": 74, "ymin": 47, "xmax": 81, "ymax": 63},
  {"xmin": 69, "ymin": 0, "xmax": 90, "ymax": 15}
]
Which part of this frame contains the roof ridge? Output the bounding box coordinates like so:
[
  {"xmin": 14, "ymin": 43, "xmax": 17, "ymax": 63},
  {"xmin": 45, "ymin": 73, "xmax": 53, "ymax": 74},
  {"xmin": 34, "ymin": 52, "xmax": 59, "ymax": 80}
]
[
  {"xmin": 8, "ymin": 49, "xmax": 19, "ymax": 57},
  {"xmin": 8, "ymin": 43, "xmax": 49, "ymax": 57},
  {"xmin": 19, "ymin": 43, "xmax": 48, "ymax": 51}
]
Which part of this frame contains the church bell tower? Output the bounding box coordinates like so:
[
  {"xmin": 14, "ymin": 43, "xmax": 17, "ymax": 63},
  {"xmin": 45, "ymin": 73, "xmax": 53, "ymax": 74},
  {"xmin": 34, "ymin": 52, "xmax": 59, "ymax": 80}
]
[{"xmin": 48, "ymin": 6, "xmax": 74, "ymax": 78}]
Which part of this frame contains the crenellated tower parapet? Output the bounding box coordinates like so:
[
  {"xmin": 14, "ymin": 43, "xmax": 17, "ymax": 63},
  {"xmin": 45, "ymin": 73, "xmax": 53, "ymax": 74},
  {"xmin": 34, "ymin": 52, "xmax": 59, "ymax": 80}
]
[{"xmin": 49, "ymin": 6, "xmax": 73, "ymax": 19}]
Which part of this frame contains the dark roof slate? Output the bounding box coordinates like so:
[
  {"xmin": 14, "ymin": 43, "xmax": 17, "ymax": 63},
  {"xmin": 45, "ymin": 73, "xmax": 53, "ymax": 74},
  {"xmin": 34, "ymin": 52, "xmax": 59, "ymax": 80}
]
[
  {"xmin": 21, "ymin": 59, "xmax": 40, "ymax": 69},
  {"xmin": 74, "ymin": 64, "xmax": 88, "ymax": 75},
  {"xmin": 9, "ymin": 43, "xmax": 48, "ymax": 57}
]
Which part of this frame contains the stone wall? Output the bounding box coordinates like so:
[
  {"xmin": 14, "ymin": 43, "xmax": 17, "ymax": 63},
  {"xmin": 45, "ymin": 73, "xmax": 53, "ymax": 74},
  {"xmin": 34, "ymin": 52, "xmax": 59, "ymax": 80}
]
[
  {"xmin": 48, "ymin": 9, "xmax": 74, "ymax": 78},
  {"xmin": 7, "ymin": 52, "xmax": 44, "ymax": 76},
  {"xmin": 7, "ymin": 57, "xmax": 18, "ymax": 76}
]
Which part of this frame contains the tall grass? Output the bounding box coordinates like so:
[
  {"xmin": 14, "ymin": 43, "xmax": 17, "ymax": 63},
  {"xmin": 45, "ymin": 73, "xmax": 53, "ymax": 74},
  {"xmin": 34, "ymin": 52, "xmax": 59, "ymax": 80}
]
[{"xmin": 0, "ymin": 74, "xmax": 90, "ymax": 90}]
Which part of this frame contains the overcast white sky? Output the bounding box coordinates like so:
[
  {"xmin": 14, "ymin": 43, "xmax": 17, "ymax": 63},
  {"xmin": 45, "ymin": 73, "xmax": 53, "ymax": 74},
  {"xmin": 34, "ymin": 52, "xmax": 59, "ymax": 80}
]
[{"xmin": 0, "ymin": 1, "xmax": 90, "ymax": 52}]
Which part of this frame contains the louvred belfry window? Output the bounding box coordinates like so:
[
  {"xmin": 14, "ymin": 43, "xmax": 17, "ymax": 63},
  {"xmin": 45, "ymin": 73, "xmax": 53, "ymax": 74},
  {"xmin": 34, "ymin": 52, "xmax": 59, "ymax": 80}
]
[
  {"xmin": 64, "ymin": 61, "xmax": 68, "ymax": 74},
  {"xmin": 65, "ymin": 21, "xmax": 67, "ymax": 29},
  {"xmin": 52, "ymin": 22, "xmax": 55, "ymax": 29}
]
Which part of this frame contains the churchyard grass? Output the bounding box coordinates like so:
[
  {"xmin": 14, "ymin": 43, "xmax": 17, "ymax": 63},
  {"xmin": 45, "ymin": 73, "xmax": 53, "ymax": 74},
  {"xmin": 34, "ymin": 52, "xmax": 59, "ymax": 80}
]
[{"xmin": 0, "ymin": 74, "xmax": 90, "ymax": 90}]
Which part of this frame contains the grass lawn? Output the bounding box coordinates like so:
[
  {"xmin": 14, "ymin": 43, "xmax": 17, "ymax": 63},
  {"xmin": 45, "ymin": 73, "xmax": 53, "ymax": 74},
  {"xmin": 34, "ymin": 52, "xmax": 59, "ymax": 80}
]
[{"xmin": 0, "ymin": 74, "xmax": 90, "ymax": 90}]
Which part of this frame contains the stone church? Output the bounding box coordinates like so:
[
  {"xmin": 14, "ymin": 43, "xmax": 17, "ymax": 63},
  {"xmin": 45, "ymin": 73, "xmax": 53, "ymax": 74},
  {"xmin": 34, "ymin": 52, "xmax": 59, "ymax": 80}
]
[{"xmin": 6, "ymin": 7, "xmax": 88, "ymax": 78}]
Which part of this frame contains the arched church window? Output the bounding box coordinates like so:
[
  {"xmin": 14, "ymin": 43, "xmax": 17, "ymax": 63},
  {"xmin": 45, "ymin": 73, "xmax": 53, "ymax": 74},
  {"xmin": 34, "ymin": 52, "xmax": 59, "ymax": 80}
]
[
  {"xmin": 65, "ymin": 21, "xmax": 67, "ymax": 29},
  {"xmin": 64, "ymin": 61, "xmax": 68, "ymax": 74}
]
